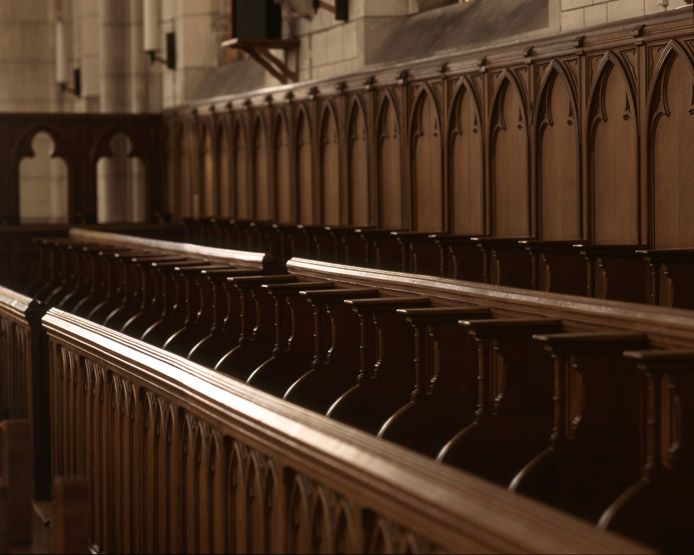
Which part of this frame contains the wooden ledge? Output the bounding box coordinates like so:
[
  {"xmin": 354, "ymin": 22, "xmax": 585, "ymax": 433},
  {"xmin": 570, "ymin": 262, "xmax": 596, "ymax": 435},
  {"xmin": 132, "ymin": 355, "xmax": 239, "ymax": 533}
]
[
  {"xmin": 346, "ymin": 296, "xmax": 431, "ymax": 313},
  {"xmin": 533, "ymin": 332, "xmax": 649, "ymax": 354},
  {"xmin": 397, "ymin": 307, "xmax": 491, "ymax": 324},
  {"xmin": 300, "ymin": 288, "xmax": 379, "ymax": 303},
  {"xmin": 460, "ymin": 318, "xmax": 563, "ymax": 338}
]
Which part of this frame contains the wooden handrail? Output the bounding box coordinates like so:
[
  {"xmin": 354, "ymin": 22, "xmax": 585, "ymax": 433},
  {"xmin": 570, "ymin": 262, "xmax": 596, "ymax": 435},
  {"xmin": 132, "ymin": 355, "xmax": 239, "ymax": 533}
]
[{"xmin": 42, "ymin": 307, "xmax": 651, "ymax": 553}]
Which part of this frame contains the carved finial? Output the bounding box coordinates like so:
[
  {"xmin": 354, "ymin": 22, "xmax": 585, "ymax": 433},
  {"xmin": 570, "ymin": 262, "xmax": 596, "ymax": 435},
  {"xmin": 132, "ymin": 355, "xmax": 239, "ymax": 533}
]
[
  {"xmin": 477, "ymin": 57, "xmax": 487, "ymax": 73},
  {"xmin": 225, "ymin": 101, "xmax": 233, "ymax": 112},
  {"xmin": 285, "ymin": 90, "xmax": 295, "ymax": 102},
  {"xmin": 209, "ymin": 104, "xmax": 216, "ymax": 114},
  {"xmin": 308, "ymin": 86, "xmax": 320, "ymax": 99},
  {"xmin": 336, "ymin": 81, "xmax": 347, "ymax": 94},
  {"xmin": 243, "ymin": 98, "xmax": 253, "ymax": 110},
  {"xmin": 440, "ymin": 62, "xmax": 449, "ymax": 74},
  {"xmin": 364, "ymin": 75, "xmax": 376, "ymax": 91},
  {"xmin": 397, "ymin": 69, "xmax": 410, "ymax": 85},
  {"xmin": 265, "ymin": 94, "xmax": 274, "ymax": 105}
]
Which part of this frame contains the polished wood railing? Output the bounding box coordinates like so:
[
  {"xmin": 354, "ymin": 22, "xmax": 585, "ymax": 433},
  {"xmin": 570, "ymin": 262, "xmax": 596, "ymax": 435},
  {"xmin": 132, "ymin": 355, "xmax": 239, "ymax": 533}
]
[{"xmin": 43, "ymin": 308, "xmax": 649, "ymax": 554}]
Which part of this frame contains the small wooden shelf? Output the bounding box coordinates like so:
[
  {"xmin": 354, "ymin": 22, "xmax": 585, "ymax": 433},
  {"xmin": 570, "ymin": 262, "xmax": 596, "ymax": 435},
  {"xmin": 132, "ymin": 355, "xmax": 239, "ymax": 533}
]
[{"xmin": 222, "ymin": 37, "xmax": 300, "ymax": 84}]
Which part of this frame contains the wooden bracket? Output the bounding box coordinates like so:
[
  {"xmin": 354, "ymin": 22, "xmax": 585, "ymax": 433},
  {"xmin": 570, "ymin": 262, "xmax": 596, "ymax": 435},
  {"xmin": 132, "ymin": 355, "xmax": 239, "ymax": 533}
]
[{"xmin": 222, "ymin": 37, "xmax": 300, "ymax": 84}]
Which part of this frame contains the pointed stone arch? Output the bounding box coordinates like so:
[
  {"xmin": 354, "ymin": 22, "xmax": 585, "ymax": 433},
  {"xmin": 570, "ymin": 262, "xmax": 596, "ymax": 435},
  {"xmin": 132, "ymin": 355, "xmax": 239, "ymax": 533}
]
[
  {"xmin": 295, "ymin": 106, "xmax": 314, "ymax": 224},
  {"xmin": 347, "ymin": 95, "xmax": 370, "ymax": 226},
  {"xmin": 319, "ymin": 101, "xmax": 341, "ymax": 225}
]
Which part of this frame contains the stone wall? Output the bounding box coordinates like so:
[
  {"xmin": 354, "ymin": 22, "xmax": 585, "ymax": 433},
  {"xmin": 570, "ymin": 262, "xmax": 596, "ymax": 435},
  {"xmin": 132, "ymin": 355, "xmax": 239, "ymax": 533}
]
[{"xmin": 560, "ymin": 0, "xmax": 691, "ymax": 30}]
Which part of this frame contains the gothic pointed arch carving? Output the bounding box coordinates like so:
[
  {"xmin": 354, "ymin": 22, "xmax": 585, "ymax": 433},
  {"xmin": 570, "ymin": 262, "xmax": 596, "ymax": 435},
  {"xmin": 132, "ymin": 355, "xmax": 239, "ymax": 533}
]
[
  {"xmin": 273, "ymin": 111, "xmax": 294, "ymax": 222},
  {"xmin": 647, "ymin": 41, "xmax": 694, "ymax": 247},
  {"xmin": 534, "ymin": 60, "xmax": 581, "ymax": 240},
  {"xmin": 409, "ymin": 84, "xmax": 444, "ymax": 231},
  {"xmin": 319, "ymin": 101, "xmax": 341, "ymax": 225},
  {"xmin": 232, "ymin": 115, "xmax": 250, "ymax": 219},
  {"xmin": 347, "ymin": 94, "xmax": 370, "ymax": 226},
  {"xmin": 295, "ymin": 105, "xmax": 314, "ymax": 224},
  {"xmin": 489, "ymin": 69, "xmax": 531, "ymax": 237},
  {"xmin": 251, "ymin": 113, "xmax": 272, "ymax": 220},
  {"xmin": 587, "ymin": 52, "xmax": 640, "ymax": 244},
  {"xmin": 376, "ymin": 90, "xmax": 403, "ymax": 228},
  {"xmin": 448, "ymin": 76, "xmax": 484, "ymax": 234}
]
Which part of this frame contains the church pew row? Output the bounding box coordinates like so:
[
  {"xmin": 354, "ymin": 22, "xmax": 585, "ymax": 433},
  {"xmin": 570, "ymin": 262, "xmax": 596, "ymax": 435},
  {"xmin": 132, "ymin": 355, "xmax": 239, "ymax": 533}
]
[
  {"xmin": 179, "ymin": 218, "xmax": 694, "ymax": 310},
  {"xmin": 8, "ymin": 229, "xmax": 694, "ymax": 550},
  {"xmin": 42, "ymin": 307, "xmax": 649, "ymax": 554}
]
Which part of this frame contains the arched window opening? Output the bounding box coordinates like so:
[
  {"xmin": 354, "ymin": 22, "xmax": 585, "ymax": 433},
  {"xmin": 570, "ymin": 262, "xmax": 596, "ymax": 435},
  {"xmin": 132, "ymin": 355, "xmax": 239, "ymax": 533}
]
[{"xmin": 19, "ymin": 131, "xmax": 68, "ymax": 224}]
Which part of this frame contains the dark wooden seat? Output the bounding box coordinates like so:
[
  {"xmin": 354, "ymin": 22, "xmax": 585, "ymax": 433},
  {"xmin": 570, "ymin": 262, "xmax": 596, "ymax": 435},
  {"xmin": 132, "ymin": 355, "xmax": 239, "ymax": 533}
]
[
  {"xmin": 282, "ymin": 287, "xmax": 380, "ymax": 412},
  {"xmin": 576, "ymin": 244, "xmax": 646, "ymax": 303},
  {"xmin": 511, "ymin": 332, "xmax": 650, "ymax": 523},
  {"xmin": 377, "ymin": 307, "xmax": 491, "ymax": 457},
  {"xmin": 214, "ymin": 274, "xmax": 297, "ymax": 379},
  {"xmin": 325, "ymin": 296, "xmax": 433, "ymax": 433},
  {"xmin": 437, "ymin": 319, "xmax": 562, "ymax": 485},
  {"xmin": 638, "ymin": 248, "xmax": 694, "ymax": 309}
]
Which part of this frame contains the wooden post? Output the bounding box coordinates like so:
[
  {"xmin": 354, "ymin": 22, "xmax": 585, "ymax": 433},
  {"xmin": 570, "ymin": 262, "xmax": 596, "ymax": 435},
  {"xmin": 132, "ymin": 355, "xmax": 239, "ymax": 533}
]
[
  {"xmin": 0, "ymin": 419, "xmax": 32, "ymax": 548},
  {"xmin": 53, "ymin": 476, "xmax": 90, "ymax": 554}
]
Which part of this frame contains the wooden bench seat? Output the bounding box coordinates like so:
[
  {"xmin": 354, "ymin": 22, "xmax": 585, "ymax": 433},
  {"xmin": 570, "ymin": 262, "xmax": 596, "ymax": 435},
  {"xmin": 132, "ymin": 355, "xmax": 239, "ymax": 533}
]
[
  {"xmin": 511, "ymin": 332, "xmax": 650, "ymax": 523},
  {"xmin": 437, "ymin": 319, "xmax": 562, "ymax": 485}
]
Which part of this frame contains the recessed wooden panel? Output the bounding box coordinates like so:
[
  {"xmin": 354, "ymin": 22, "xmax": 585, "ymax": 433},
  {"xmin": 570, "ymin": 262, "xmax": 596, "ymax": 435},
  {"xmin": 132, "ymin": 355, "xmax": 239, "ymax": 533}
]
[
  {"xmin": 180, "ymin": 130, "xmax": 192, "ymax": 217},
  {"xmin": 591, "ymin": 62, "xmax": 638, "ymax": 244},
  {"xmin": 348, "ymin": 103, "xmax": 369, "ymax": 226},
  {"xmin": 234, "ymin": 122, "xmax": 250, "ymax": 219},
  {"xmin": 297, "ymin": 112, "xmax": 313, "ymax": 225},
  {"xmin": 218, "ymin": 126, "xmax": 232, "ymax": 218},
  {"xmin": 320, "ymin": 108, "xmax": 340, "ymax": 226},
  {"xmin": 275, "ymin": 117, "xmax": 292, "ymax": 223},
  {"xmin": 450, "ymin": 85, "xmax": 484, "ymax": 235},
  {"xmin": 652, "ymin": 53, "xmax": 694, "ymax": 248},
  {"xmin": 253, "ymin": 119, "xmax": 271, "ymax": 220},
  {"xmin": 491, "ymin": 78, "xmax": 530, "ymax": 236},
  {"xmin": 538, "ymin": 71, "xmax": 580, "ymax": 240},
  {"xmin": 378, "ymin": 98, "xmax": 402, "ymax": 229},
  {"xmin": 412, "ymin": 91, "xmax": 443, "ymax": 232},
  {"xmin": 202, "ymin": 129, "xmax": 216, "ymax": 217}
]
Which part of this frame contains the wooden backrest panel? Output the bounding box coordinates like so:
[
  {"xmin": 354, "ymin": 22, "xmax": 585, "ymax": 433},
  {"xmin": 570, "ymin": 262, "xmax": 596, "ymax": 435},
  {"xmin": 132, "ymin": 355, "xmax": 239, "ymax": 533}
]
[
  {"xmin": 651, "ymin": 48, "xmax": 694, "ymax": 248},
  {"xmin": 275, "ymin": 114, "xmax": 293, "ymax": 223},
  {"xmin": 253, "ymin": 116, "xmax": 272, "ymax": 221},
  {"xmin": 537, "ymin": 65, "xmax": 581, "ymax": 240},
  {"xmin": 165, "ymin": 11, "xmax": 694, "ymax": 249},
  {"xmin": 42, "ymin": 308, "xmax": 651, "ymax": 554},
  {"xmin": 320, "ymin": 104, "xmax": 341, "ymax": 226}
]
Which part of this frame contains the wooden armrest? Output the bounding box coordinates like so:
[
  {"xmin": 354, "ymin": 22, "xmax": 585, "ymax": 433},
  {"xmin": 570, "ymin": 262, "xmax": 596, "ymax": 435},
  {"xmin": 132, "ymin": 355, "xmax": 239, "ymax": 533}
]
[
  {"xmin": 460, "ymin": 318, "xmax": 563, "ymax": 338},
  {"xmin": 575, "ymin": 244, "xmax": 641, "ymax": 256},
  {"xmin": 397, "ymin": 306, "xmax": 491, "ymax": 324},
  {"xmin": 346, "ymin": 296, "xmax": 431, "ymax": 313},
  {"xmin": 151, "ymin": 260, "xmax": 207, "ymax": 269},
  {"xmin": 263, "ymin": 282, "xmax": 335, "ymax": 295},
  {"xmin": 520, "ymin": 240, "xmax": 581, "ymax": 252},
  {"xmin": 229, "ymin": 275, "xmax": 296, "ymax": 288},
  {"xmin": 202, "ymin": 269, "xmax": 262, "ymax": 279},
  {"xmin": 176, "ymin": 265, "xmax": 233, "ymax": 273},
  {"xmin": 533, "ymin": 332, "xmax": 649, "ymax": 354},
  {"xmin": 354, "ymin": 228, "xmax": 406, "ymax": 238},
  {"xmin": 300, "ymin": 288, "xmax": 379, "ymax": 303},
  {"xmin": 636, "ymin": 248, "xmax": 694, "ymax": 261},
  {"xmin": 471, "ymin": 237, "xmax": 532, "ymax": 247},
  {"xmin": 390, "ymin": 231, "xmax": 446, "ymax": 240},
  {"xmin": 623, "ymin": 349, "xmax": 694, "ymax": 372}
]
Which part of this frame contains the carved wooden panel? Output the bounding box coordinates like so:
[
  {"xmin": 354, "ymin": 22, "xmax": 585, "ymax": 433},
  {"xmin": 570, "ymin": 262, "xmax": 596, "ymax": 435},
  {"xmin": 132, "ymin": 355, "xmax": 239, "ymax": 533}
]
[
  {"xmin": 377, "ymin": 96, "xmax": 403, "ymax": 229},
  {"xmin": 179, "ymin": 128, "xmax": 193, "ymax": 217},
  {"xmin": 590, "ymin": 57, "xmax": 639, "ymax": 244},
  {"xmin": 234, "ymin": 120, "xmax": 250, "ymax": 219},
  {"xmin": 348, "ymin": 100, "xmax": 370, "ymax": 226},
  {"xmin": 218, "ymin": 123, "xmax": 232, "ymax": 218},
  {"xmin": 537, "ymin": 66, "xmax": 581, "ymax": 240},
  {"xmin": 412, "ymin": 89, "xmax": 444, "ymax": 232},
  {"xmin": 490, "ymin": 74, "xmax": 530, "ymax": 237},
  {"xmin": 651, "ymin": 47, "xmax": 694, "ymax": 247},
  {"xmin": 253, "ymin": 117, "xmax": 272, "ymax": 220},
  {"xmin": 320, "ymin": 106, "xmax": 341, "ymax": 226},
  {"xmin": 202, "ymin": 128, "xmax": 216, "ymax": 217},
  {"xmin": 274, "ymin": 115, "xmax": 293, "ymax": 223},
  {"xmin": 449, "ymin": 81, "xmax": 484, "ymax": 235},
  {"xmin": 297, "ymin": 110, "xmax": 314, "ymax": 224}
]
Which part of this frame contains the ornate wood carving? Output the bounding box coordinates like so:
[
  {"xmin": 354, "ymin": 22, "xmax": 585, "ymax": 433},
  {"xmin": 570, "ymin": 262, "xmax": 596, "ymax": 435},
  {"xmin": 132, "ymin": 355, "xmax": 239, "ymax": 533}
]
[{"xmin": 588, "ymin": 54, "xmax": 639, "ymax": 244}]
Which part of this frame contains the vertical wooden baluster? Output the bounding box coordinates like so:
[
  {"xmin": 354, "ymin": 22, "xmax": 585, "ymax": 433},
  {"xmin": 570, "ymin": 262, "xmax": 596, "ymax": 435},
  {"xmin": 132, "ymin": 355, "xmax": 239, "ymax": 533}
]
[{"xmin": 199, "ymin": 427, "xmax": 211, "ymax": 554}]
